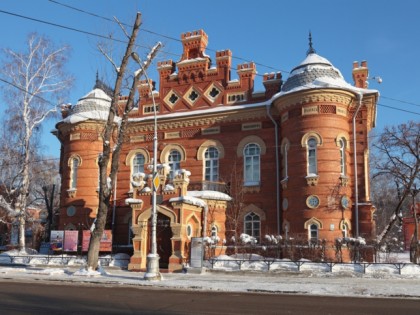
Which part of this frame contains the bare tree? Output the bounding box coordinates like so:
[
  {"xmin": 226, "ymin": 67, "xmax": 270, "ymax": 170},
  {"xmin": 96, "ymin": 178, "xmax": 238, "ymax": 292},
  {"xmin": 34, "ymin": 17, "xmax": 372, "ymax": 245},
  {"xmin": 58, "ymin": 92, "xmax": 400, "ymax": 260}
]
[
  {"xmin": 0, "ymin": 33, "xmax": 73, "ymax": 250},
  {"xmin": 371, "ymin": 121, "xmax": 420, "ymax": 244},
  {"xmin": 223, "ymin": 160, "xmax": 246, "ymax": 252},
  {"xmin": 86, "ymin": 13, "xmax": 162, "ymax": 270}
]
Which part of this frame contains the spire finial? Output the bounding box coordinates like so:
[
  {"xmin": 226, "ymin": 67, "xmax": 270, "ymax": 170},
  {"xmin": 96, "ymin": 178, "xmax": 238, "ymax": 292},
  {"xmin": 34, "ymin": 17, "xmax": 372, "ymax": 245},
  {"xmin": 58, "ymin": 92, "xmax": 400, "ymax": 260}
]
[{"xmin": 307, "ymin": 31, "xmax": 316, "ymax": 55}]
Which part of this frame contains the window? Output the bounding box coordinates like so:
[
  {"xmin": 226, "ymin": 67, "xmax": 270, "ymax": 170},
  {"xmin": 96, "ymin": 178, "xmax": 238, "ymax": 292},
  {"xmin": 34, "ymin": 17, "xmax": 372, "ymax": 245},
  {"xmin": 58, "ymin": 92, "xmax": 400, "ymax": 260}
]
[
  {"xmin": 307, "ymin": 137, "xmax": 318, "ymax": 175},
  {"xmin": 70, "ymin": 157, "xmax": 79, "ymax": 189},
  {"xmin": 133, "ymin": 153, "xmax": 145, "ymax": 174},
  {"xmin": 342, "ymin": 222, "xmax": 349, "ymax": 238},
  {"xmin": 339, "ymin": 138, "xmax": 347, "ymax": 175},
  {"xmin": 128, "ymin": 217, "xmax": 134, "ymax": 245},
  {"xmin": 211, "ymin": 225, "xmax": 218, "ymax": 238},
  {"xmin": 244, "ymin": 212, "xmax": 260, "ymax": 241},
  {"xmin": 204, "ymin": 147, "xmax": 219, "ymax": 182},
  {"xmin": 244, "ymin": 143, "xmax": 260, "ymax": 185},
  {"xmin": 168, "ymin": 150, "xmax": 181, "ymax": 179},
  {"xmin": 282, "ymin": 141, "xmax": 289, "ymax": 179},
  {"xmin": 309, "ymin": 224, "xmax": 318, "ymax": 242}
]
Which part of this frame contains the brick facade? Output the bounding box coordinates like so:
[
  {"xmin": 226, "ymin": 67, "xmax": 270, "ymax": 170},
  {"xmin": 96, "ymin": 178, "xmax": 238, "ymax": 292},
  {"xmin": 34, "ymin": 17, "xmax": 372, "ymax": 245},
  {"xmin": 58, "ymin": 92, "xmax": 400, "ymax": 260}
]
[{"xmin": 55, "ymin": 30, "xmax": 379, "ymax": 270}]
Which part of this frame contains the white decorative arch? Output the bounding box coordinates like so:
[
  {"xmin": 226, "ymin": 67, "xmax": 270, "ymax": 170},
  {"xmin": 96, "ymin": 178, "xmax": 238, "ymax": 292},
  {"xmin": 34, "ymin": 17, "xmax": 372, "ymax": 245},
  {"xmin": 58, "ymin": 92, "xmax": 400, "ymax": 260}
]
[
  {"xmin": 197, "ymin": 140, "xmax": 225, "ymax": 160},
  {"xmin": 304, "ymin": 217, "xmax": 323, "ymax": 229},
  {"xmin": 335, "ymin": 133, "xmax": 350, "ymax": 151},
  {"xmin": 236, "ymin": 135, "xmax": 267, "ymax": 157},
  {"xmin": 160, "ymin": 144, "xmax": 187, "ymax": 163},
  {"xmin": 125, "ymin": 148, "xmax": 151, "ymax": 165},
  {"xmin": 301, "ymin": 131, "xmax": 323, "ymax": 147}
]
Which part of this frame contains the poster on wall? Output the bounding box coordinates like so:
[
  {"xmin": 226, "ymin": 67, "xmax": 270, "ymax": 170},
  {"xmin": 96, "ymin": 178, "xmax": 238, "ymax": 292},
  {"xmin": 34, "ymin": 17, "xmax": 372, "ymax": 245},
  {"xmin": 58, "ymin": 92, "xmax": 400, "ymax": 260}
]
[
  {"xmin": 64, "ymin": 230, "xmax": 79, "ymax": 252},
  {"xmin": 82, "ymin": 230, "xmax": 112, "ymax": 252},
  {"xmin": 82, "ymin": 230, "xmax": 90, "ymax": 252},
  {"xmin": 50, "ymin": 230, "xmax": 64, "ymax": 251},
  {"xmin": 100, "ymin": 230, "xmax": 112, "ymax": 252}
]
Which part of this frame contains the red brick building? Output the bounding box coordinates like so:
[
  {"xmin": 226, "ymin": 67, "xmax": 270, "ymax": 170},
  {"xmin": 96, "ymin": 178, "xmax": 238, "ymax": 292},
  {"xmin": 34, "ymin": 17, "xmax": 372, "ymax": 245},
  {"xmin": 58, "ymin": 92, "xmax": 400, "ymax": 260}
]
[{"xmin": 54, "ymin": 30, "xmax": 379, "ymax": 271}]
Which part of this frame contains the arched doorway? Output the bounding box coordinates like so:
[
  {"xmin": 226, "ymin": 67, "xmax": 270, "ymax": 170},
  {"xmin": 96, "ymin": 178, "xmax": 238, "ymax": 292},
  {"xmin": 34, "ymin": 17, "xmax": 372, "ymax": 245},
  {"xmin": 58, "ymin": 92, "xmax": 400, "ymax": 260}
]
[{"xmin": 148, "ymin": 212, "xmax": 172, "ymax": 269}]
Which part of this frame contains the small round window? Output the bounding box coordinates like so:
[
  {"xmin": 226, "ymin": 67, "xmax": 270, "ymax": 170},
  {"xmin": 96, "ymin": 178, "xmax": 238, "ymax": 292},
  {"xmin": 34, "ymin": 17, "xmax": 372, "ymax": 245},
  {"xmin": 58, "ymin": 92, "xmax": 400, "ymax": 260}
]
[{"xmin": 67, "ymin": 206, "xmax": 76, "ymax": 217}]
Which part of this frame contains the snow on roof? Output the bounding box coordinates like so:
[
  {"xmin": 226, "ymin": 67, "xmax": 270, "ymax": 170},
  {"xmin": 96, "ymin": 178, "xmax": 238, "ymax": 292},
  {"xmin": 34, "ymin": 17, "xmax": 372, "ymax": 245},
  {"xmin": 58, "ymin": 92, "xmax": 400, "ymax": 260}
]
[
  {"xmin": 169, "ymin": 195, "xmax": 207, "ymax": 208},
  {"xmin": 60, "ymin": 88, "xmax": 121, "ymax": 124},
  {"xmin": 277, "ymin": 53, "xmax": 378, "ymax": 98},
  {"xmin": 187, "ymin": 190, "xmax": 232, "ymax": 201}
]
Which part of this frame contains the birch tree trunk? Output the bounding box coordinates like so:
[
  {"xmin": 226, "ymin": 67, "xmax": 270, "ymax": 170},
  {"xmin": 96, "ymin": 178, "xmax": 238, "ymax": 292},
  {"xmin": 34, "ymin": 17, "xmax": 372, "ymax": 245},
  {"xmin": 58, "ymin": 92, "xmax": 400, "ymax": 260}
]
[{"xmin": 86, "ymin": 12, "xmax": 162, "ymax": 270}]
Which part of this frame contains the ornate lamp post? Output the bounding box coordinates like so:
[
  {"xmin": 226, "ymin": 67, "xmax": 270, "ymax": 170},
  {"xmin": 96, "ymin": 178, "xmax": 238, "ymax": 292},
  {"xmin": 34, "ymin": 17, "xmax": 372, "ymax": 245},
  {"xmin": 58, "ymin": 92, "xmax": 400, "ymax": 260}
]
[{"xmin": 131, "ymin": 51, "xmax": 161, "ymax": 280}]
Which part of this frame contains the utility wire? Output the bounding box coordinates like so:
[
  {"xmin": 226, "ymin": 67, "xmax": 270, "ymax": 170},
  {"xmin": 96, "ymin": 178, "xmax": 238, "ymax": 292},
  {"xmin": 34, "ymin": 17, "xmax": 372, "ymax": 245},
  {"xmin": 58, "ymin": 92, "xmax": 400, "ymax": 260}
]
[
  {"xmin": 46, "ymin": 1, "xmax": 420, "ymax": 109},
  {"xmin": 47, "ymin": 0, "xmax": 284, "ymax": 73},
  {"xmin": 0, "ymin": 7, "xmax": 418, "ymax": 134}
]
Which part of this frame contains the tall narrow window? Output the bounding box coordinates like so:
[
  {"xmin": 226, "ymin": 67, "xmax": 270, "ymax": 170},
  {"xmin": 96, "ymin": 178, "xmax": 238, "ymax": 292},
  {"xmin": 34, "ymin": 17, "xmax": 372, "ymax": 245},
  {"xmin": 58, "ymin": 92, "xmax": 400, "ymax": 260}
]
[
  {"xmin": 309, "ymin": 224, "xmax": 318, "ymax": 242},
  {"xmin": 168, "ymin": 150, "xmax": 181, "ymax": 179},
  {"xmin": 70, "ymin": 157, "xmax": 79, "ymax": 189},
  {"xmin": 283, "ymin": 142, "xmax": 289, "ymax": 179},
  {"xmin": 244, "ymin": 143, "xmax": 260, "ymax": 185},
  {"xmin": 307, "ymin": 137, "xmax": 318, "ymax": 175},
  {"xmin": 339, "ymin": 138, "xmax": 347, "ymax": 175},
  {"xmin": 133, "ymin": 153, "xmax": 145, "ymax": 174},
  {"xmin": 128, "ymin": 217, "xmax": 134, "ymax": 245},
  {"xmin": 204, "ymin": 147, "xmax": 219, "ymax": 182},
  {"xmin": 244, "ymin": 212, "xmax": 260, "ymax": 241}
]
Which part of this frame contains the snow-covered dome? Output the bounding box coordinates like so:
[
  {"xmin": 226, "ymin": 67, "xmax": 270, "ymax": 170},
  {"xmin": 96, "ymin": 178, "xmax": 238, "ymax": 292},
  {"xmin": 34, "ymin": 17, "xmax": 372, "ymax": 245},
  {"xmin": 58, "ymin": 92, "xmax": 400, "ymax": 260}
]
[
  {"xmin": 71, "ymin": 88, "xmax": 111, "ymax": 114},
  {"xmin": 61, "ymin": 88, "xmax": 119, "ymax": 124},
  {"xmin": 280, "ymin": 52, "xmax": 356, "ymax": 95}
]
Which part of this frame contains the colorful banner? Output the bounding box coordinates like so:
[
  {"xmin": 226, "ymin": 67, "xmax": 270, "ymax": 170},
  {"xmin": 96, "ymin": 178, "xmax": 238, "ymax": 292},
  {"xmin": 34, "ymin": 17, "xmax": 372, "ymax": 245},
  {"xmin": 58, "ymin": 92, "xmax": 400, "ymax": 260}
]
[
  {"xmin": 82, "ymin": 230, "xmax": 112, "ymax": 252},
  {"xmin": 64, "ymin": 230, "xmax": 79, "ymax": 252},
  {"xmin": 50, "ymin": 230, "xmax": 64, "ymax": 251},
  {"xmin": 82, "ymin": 230, "xmax": 90, "ymax": 252}
]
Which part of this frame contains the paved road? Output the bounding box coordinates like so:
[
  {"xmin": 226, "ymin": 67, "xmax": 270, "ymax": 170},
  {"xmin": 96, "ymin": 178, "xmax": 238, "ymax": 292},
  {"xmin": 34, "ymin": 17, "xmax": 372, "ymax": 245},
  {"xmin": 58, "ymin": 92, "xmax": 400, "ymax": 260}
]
[{"xmin": 0, "ymin": 281, "xmax": 419, "ymax": 314}]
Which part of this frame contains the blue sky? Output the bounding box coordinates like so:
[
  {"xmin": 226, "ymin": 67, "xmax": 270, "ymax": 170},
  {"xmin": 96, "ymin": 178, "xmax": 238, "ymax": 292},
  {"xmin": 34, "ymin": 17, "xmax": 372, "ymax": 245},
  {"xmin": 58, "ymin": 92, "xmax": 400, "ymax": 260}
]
[{"xmin": 1, "ymin": 0, "xmax": 419, "ymax": 158}]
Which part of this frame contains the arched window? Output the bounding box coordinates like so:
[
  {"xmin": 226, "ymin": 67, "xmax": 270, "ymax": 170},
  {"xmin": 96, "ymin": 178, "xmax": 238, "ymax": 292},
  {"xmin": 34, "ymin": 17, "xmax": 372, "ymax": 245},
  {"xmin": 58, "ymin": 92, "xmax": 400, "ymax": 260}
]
[
  {"xmin": 307, "ymin": 137, "xmax": 318, "ymax": 175},
  {"xmin": 70, "ymin": 157, "xmax": 79, "ymax": 189},
  {"xmin": 133, "ymin": 153, "xmax": 145, "ymax": 174},
  {"xmin": 309, "ymin": 224, "xmax": 318, "ymax": 242},
  {"xmin": 168, "ymin": 150, "xmax": 181, "ymax": 179},
  {"xmin": 244, "ymin": 143, "xmax": 261, "ymax": 186},
  {"xmin": 244, "ymin": 212, "xmax": 260, "ymax": 241},
  {"xmin": 339, "ymin": 138, "xmax": 347, "ymax": 175},
  {"xmin": 204, "ymin": 147, "xmax": 219, "ymax": 182}
]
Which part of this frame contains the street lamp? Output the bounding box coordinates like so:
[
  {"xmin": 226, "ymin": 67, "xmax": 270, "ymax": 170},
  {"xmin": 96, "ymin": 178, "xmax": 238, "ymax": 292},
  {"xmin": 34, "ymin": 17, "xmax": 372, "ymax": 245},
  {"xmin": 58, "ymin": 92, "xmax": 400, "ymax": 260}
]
[{"xmin": 131, "ymin": 51, "xmax": 161, "ymax": 280}]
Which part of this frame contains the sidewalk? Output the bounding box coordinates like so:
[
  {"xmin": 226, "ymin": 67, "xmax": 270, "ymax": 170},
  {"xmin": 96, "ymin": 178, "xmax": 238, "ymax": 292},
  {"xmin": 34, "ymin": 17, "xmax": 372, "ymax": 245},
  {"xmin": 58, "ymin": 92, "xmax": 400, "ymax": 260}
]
[{"xmin": 0, "ymin": 265, "xmax": 419, "ymax": 299}]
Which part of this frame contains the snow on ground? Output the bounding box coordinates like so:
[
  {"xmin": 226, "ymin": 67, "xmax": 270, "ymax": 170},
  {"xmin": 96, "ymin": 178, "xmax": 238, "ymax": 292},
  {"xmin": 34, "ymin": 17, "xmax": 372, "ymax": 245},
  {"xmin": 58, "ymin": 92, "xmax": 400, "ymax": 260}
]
[{"xmin": 0, "ymin": 250, "xmax": 419, "ymax": 299}]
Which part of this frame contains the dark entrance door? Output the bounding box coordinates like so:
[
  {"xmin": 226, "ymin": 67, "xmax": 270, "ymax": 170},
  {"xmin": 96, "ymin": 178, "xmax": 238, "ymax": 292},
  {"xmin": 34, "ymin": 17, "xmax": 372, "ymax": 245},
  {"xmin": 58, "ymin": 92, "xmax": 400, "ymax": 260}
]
[{"xmin": 148, "ymin": 212, "xmax": 172, "ymax": 269}]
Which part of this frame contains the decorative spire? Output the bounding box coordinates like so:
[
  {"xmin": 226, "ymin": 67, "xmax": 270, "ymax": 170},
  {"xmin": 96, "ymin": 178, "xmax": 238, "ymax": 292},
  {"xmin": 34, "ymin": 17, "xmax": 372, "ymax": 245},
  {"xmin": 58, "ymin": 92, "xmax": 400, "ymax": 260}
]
[
  {"xmin": 93, "ymin": 71, "xmax": 114, "ymax": 97},
  {"xmin": 307, "ymin": 31, "xmax": 316, "ymax": 56}
]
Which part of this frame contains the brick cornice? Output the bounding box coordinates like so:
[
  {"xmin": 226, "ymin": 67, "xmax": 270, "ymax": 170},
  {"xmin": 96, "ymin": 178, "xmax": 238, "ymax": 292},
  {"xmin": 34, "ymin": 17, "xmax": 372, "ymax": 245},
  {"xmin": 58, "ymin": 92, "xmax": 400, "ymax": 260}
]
[
  {"xmin": 126, "ymin": 107, "xmax": 271, "ymax": 133},
  {"xmin": 274, "ymin": 90, "xmax": 355, "ymax": 112}
]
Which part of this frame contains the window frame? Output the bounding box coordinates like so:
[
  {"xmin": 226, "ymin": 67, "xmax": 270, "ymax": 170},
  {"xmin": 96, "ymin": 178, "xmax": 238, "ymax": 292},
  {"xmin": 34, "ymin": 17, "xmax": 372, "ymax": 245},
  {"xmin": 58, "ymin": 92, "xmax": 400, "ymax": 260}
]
[
  {"xmin": 244, "ymin": 212, "xmax": 261, "ymax": 241},
  {"xmin": 133, "ymin": 153, "xmax": 146, "ymax": 175},
  {"xmin": 243, "ymin": 143, "xmax": 261, "ymax": 186},
  {"xmin": 339, "ymin": 138, "xmax": 347, "ymax": 176},
  {"xmin": 309, "ymin": 224, "xmax": 319, "ymax": 242},
  {"xmin": 204, "ymin": 146, "xmax": 219, "ymax": 182},
  {"xmin": 68, "ymin": 155, "xmax": 81, "ymax": 190},
  {"xmin": 168, "ymin": 149, "xmax": 182, "ymax": 179},
  {"xmin": 307, "ymin": 137, "xmax": 318, "ymax": 176}
]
